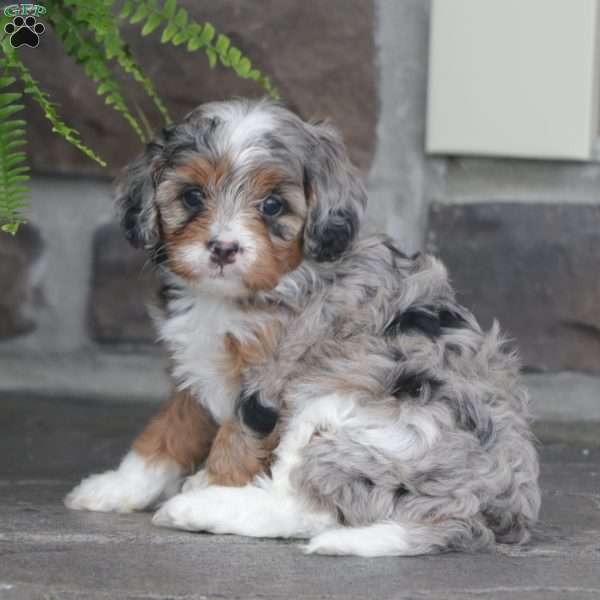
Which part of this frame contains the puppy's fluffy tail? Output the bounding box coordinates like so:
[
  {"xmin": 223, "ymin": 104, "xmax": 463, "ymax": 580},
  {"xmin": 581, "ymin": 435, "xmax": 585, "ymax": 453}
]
[{"xmin": 302, "ymin": 518, "xmax": 495, "ymax": 557}]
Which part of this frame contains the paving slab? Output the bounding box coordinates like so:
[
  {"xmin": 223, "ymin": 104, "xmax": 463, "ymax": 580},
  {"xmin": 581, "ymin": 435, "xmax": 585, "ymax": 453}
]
[{"xmin": 0, "ymin": 395, "xmax": 599, "ymax": 600}]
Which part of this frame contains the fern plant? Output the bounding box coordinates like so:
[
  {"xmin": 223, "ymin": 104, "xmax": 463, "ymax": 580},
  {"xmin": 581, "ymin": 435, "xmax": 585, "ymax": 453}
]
[
  {"xmin": 0, "ymin": 72, "xmax": 27, "ymax": 234},
  {"xmin": 0, "ymin": 0, "xmax": 278, "ymax": 234}
]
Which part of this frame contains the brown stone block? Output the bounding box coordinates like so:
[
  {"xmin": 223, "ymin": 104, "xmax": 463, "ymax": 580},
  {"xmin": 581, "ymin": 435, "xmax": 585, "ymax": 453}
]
[
  {"xmin": 89, "ymin": 224, "xmax": 158, "ymax": 345},
  {"xmin": 0, "ymin": 224, "xmax": 43, "ymax": 338},
  {"xmin": 22, "ymin": 1, "xmax": 377, "ymax": 178},
  {"xmin": 427, "ymin": 203, "xmax": 600, "ymax": 373}
]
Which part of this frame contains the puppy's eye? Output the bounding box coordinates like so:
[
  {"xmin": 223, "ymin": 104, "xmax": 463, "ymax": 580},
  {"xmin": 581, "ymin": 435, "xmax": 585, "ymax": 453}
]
[
  {"xmin": 182, "ymin": 188, "xmax": 205, "ymax": 211},
  {"xmin": 260, "ymin": 195, "xmax": 283, "ymax": 217}
]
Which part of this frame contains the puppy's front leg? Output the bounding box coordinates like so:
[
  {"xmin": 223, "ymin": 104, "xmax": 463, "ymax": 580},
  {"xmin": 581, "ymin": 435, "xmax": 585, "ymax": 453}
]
[
  {"xmin": 209, "ymin": 420, "xmax": 279, "ymax": 485},
  {"xmin": 65, "ymin": 390, "xmax": 217, "ymax": 513},
  {"xmin": 183, "ymin": 420, "xmax": 279, "ymax": 492}
]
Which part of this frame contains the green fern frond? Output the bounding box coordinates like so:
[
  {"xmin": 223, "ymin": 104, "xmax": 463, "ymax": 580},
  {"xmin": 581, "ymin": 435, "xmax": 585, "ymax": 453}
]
[
  {"xmin": 123, "ymin": 0, "xmax": 280, "ymax": 100},
  {"xmin": 49, "ymin": 4, "xmax": 147, "ymax": 142},
  {"xmin": 0, "ymin": 71, "xmax": 28, "ymax": 234},
  {"xmin": 2, "ymin": 40, "xmax": 107, "ymax": 167},
  {"xmin": 61, "ymin": 0, "xmax": 172, "ymax": 125}
]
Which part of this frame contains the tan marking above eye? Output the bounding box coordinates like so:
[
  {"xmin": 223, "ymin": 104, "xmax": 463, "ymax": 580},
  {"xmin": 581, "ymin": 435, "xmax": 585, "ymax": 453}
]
[
  {"xmin": 247, "ymin": 167, "xmax": 287, "ymax": 200},
  {"xmin": 176, "ymin": 158, "xmax": 231, "ymax": 190}
]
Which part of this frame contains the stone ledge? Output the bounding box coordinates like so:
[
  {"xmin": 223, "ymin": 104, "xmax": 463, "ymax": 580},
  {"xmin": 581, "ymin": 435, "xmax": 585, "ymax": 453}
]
[
  {"xmin": 0, "ymin": 352, "xmax": 598, "ymax": 445},
  {"xmin": 0, "ymin": 351, "xmax": 170, "ymax": 403}
]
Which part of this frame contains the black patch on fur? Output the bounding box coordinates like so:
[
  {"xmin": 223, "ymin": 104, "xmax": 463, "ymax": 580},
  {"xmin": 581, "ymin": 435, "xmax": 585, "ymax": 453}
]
[
  {"xmin": 163, "ymin": 141, "xmax": 197, "ymax": 166},
  {"xmin": 445, "ymin": 342, "xmax": 462, "ymax": 356},
  {"xmin": 463, "ymin": 413, "xmax": 477, "ymax": 433},
  {"xmin": 336, "ymin": 506, "xmax": 347, "ymax": 525},
  {"xmin": 122, "ymin": 204, "xmax": 144, "ymax": 247},
  {"xmin": 161, "ymin": 123, "xmax": 178, "ymax": 142},
  {"xmin": 439, "ymin": 308, "xmax": 469, "ymax": 329},
  {"xmin": 453, "ymin": 405, "xmax": 495, "ymax": 446},
  {"xmin": 392, "ymin": 373, "xmax": 423, "ymax": 398},
  {"xmin": 392, "ymin": 372, "xmax": 438, "ymax": 398},
  {"xmin": 302, "ymin": 166, "xmax": 311, "ymax": 201},
  {"xmin": 197, "ymin": 117, "xmax": 219, "ymax": 150},
  {"xmin": 462, "ymin": 414, "xmax": 495, "ymax": 446},
  {"xmin": 359, "ymin": 477, "xmax": 375, "ymax": 490},
  {"xmin": 145, "ymin": 140, "xmax": 164, "ymax": 155},
  {"xmin": 267, "ymin": 219, "xmax": 290, "ymax": 240},
  {"xmin": 240, "ymin": 392, "xmax": 278, "ymax": 436},
  {"xmin": 385, "ymin": 306, "xmax": 441, "ymax": 339},
  {"xmin": 394, "ymin": 485, "xmax": 409, "ymax": 502},
  {"xmin": 119, "ymin": 137, "xmax": 168, "ymax": 248},
  {"xmin": 308, "ymin": 207, "xmax": 357, "ymax": 263},
  {"xmin": 158, "ymin": 281, "xmax": 189, "ymax": 315},
  {"xmin": 362, "ymin": 285, "xmax": 378, "ymax": 300},
  {"xmin": 390, "ymin": 347, "xmax": 407, "ymax": 362},
  {"xmin": 385, "ymin": 305, "xmax": 472, "ymax": 339},
  {"xmin": 477, "ymin": 419, "xmax": 495, "ymax": 446},
  {"xmin": 262, "ymin": 133, "xmax": 289, "ymax": 153},
  {"xmin": 382, "ymin": 237, "xmax": 409, "ymax": 259},
  {"xmin": 151, "ymin": 243, "xmax": 168, "ymax": 265}
]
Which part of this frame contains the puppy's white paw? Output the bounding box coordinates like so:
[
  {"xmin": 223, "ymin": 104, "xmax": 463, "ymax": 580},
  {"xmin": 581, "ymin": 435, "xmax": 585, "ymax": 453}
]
[
  {"xmin": 152, "ymin": 492, "xmax": 207, "ymax": 530},
  {"xmin": 153, "ymin": 487, "xmax": 234, "ymax": 532},
  {"xmin": 181, "ymin": 469, "xmax": 209, "ymax": 493},
  {"xmin": 65, "ymin": 451, "xmax": 182, "ymax": 513},
  {"xmin": 65, "ymin": 470, "xmax": 154, "ymax": 513},
  {"xmin": 302, "ymin": 529, "xmax": 344, "ymax": 555}
]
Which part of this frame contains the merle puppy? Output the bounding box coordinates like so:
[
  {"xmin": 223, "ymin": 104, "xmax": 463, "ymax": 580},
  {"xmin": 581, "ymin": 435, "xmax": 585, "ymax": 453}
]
[{"xmin": 66, "ymin": 99, "xmax": 540, "ymax": 557}]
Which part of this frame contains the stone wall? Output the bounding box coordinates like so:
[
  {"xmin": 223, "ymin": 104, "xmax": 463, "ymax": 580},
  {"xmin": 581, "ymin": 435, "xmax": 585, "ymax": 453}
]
[
  {"xmin": 1, "ymin": 1, "xmax": 599, "ymax": 420},
  {"xmin": 22, "ymin": 0, "xmax": 377, "ymax": 177}
]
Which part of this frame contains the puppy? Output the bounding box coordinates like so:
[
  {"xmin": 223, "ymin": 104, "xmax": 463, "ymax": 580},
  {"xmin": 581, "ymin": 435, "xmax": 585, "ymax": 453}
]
[{"xmin": 66, "ymin": 99, "xmax": 540, "ymax": 557}]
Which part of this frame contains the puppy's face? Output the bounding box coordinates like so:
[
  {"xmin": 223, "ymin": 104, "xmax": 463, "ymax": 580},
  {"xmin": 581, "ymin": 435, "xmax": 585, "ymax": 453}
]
[
  {"xmin": 117, "ymin": 100, "xmax": 367, "ymax": 297},
  {"xmin": 155, "ymin": 153, "xmax": 305, "ymax": 296}
]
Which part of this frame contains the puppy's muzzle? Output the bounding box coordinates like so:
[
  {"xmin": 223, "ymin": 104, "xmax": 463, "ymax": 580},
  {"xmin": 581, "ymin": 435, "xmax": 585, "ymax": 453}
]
[{"xmin": 207, "ymin": 239, "xmax": 240, "ymax": 267}]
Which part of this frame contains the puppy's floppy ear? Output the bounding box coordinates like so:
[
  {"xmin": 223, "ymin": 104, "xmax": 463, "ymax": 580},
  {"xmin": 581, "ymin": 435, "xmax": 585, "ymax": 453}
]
[
  {"xmin": 302, "ymin": 121, "xmax": 367, "ymax": 262},
  {"xmin": 115, "ymin": 126, "xmax": 173, "ymax": 248}
]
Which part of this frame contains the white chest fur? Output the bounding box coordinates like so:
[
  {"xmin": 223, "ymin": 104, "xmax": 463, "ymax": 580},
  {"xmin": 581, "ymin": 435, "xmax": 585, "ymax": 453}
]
[{"xmin": 156, "ymin": 288, "xmax": 248, "ymax": 423}]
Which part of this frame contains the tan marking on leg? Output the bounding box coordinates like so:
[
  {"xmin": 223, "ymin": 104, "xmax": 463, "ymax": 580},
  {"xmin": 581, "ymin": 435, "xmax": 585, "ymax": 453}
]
[
  {"xmin": 133, "ymin": 390, "xmax": 218, "ymax": 472},
  {"xmin": 204, "ymin": 421, "xmax": 280, "ymax": 486}
]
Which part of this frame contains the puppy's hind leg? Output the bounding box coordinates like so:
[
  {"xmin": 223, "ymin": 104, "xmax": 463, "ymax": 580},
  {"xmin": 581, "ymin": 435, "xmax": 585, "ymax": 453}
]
[
  {"xmin": 153, "ymin": 483, "xmax": 335, "ymax": 538},
  {"xmin": 304, "ymin": 517, "xmax": 495, "ymax": 557}
]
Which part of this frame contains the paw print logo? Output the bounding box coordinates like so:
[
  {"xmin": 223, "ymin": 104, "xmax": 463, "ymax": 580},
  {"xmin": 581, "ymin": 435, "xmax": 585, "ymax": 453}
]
[{"xmin": 4, "ymin": 15, "xmax": 45, "ymax": 48}]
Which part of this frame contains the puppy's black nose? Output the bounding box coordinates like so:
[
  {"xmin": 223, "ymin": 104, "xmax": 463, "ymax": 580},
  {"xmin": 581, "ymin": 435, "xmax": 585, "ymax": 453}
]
[{"xmin": 207, "ymin": 239, "xmax": 240, "ymax": 265}]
